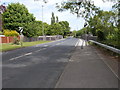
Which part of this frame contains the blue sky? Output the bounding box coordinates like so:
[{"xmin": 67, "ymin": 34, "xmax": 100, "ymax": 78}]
[{"xmin": 0, "ymin": 0, "xmax": 115, "ymax": 31}]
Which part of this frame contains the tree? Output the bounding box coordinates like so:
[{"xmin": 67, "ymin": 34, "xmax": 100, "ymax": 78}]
[
  {"xmin": 56, "ymin": 16, "xmax": 59, "ymax": 23},
  {"xmin": 2, "ymin": 3, "xmax": 35, "ymax": 36},
  {"xmin": 59, "ymin": 21, "xmax": 70, "ymax": 37},
  {"xmin": 51, "ymin": 12, "xmax": 55, "ymax": 25},
  {"xmin": 43, "ymin": 22, "xmax": 50, "ymax": 35},
  {"xmin": 87, "ymin": 11, "xmax": 115, "ymax": 39},
  {"xmin": 56, "ymin": 0, "xmax": 100, "ymax": 22},
  {"xmin": 50, "ymin": 23, "xmax": 63, "ymax": 35}
]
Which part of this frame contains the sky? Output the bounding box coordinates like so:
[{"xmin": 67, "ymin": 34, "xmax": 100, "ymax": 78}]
[{"xmin": 0, "ymin": 0, "xmax": 115, "ymax": 31}]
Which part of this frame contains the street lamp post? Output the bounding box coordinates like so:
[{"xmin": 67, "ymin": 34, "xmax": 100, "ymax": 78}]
[
  {"xmin": 34, "ymin": 0, "xmax": 47, "ymax": 40},
  {"xmin": 41, "ymin": 5, "xmax": 45, "ymax": 41}
]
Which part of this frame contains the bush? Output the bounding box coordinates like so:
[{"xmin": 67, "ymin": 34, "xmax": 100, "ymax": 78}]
[
  {"xmin": 3, "ymin": 29, "xmax": 20, "ymax": 45},
  {"xmin": 3, "ymin": 29, "xmax": 19, "ymax": 37},
  {"xmin": 13, "ymin": 36, "xmax": 20, "ymax": 45}
]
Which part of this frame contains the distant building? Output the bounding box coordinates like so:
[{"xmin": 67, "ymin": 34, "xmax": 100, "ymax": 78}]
[{"xmin": 0, "ymin": 5, "xmax": 6, "ymax": 31}]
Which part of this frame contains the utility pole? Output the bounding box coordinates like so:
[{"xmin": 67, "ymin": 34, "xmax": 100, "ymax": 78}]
[
  {"xmin": 41, "ymin": 5, "xmax": 45, "ymax": 40},
  {"xmin": 34, "ymin": 0, "xmax": 47, "ymax": 40}
]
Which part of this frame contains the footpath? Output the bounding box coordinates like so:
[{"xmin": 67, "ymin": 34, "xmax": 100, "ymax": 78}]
[{"xmin": 56, "ymin": 39, "xmax": 119, "ymax": 88}]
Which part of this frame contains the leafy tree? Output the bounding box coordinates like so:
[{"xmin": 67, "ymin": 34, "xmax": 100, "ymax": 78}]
[
  {"xmin": 23, "ymin": 21, "xmax": 43, "ymax": 37},
  {"xmin": 89, "ymin": 11, "xmax": 115, "ymax": 37},
  {"xmin": 56, "ymin": 0, "xmax": 100, "ymax": 22},
  {"xmin": 59, "ymin": 21, "xmax": 70, "ymax": 37},
  {"xmin": 2, "ymin": 3, "xmax": 35, "ymax": 36},
  {"xmin": 50, "ymin": 23, "xmax": 63, "ymax": 35},
  {"xmin": 56, "ymin": 16, "xmax": 59, "ymax": 23},
  {"xmin": 43, "ymin": 22, "xmax": 50, "ymax": 35}
]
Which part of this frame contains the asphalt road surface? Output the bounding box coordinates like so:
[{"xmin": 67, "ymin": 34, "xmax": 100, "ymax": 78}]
[{"xmin": 2, "ymin": 37, "xmax": 78, "ymax": 88}]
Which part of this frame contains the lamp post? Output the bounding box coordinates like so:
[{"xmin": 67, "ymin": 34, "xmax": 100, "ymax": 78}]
[
  {"xmin": 41, "ymin": 5, "xmax": 45, "ymax": 40},
  {"xmin": 34, "ymin": 0, "xmax": 47, "ymax": 40}
]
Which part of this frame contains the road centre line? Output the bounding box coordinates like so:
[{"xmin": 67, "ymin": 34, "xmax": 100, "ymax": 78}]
[
  {"xmin": 56, "ymin": 43, "xmax": 61, "ymax": 45},
  {"xmin": 9, "ymin": 39, "xmax": 67, "ymax": 61},
  {"xmin": 9, "ymin": 55, "xmax": 25, "ymax": 61},
  {"xmin": 9, "ymin": 48, "xmax": 47, "ymax": 61},
  {"xmin": 10, "ymin": 52, "xmax": 32, "ymax": 61},
  {"xmin": 44, "ymin": 45, "xmax": 48, "ymax": 47},
  {"xmin": 24, "ymin": 52, "xmax": 32, "ymax": 56}
]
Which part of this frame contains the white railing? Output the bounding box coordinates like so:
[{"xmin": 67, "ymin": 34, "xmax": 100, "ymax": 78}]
[{"xmin": 89, "ymin": 40, "xmax": 120, "ymax": 54}]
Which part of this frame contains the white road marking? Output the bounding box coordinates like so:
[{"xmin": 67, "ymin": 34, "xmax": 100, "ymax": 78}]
[
  {"xmin": 10, "ymin": 55, "xmax": 25, "ymax": 61},
  {"xmin": 10, "ymin": 53, "xmax": 32, "ymax": 60},
  {"xmin": 56, "ymin": 43, "xmax": 61, "ymax": 45},
  {"xmin": 44, "ymin": 45, "xmax": 48, "ymax": 47},
  {"xmin": 9, "ymin": 47, "xmax": 47, "ymax": 61},
  {"xmin": 75, "ymin": 40, "xmax": 79, "ymax": 47},
  {"xmin": 76, "ymin": 39, "xmax": 86, "ymax": 47},
  {"xmin": 24, "ymin": 52, "xmax": 32, "ymax": 56},
  {"xmin": 8, "ymin": 38, "xmax": 67, "ymax": 61},
  {"xmin": 34, "ymin": 49, "xmax": 42, "ymax": 53},
  {"xmin": 42, "ymin": 48, "xmax": 46, "ymax": 50}
]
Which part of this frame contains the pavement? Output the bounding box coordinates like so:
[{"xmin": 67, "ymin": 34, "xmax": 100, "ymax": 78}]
[
  {"xmin": 56, "ymin": 39, "xmax": 119, "ymax": 88},
  {"xmin": 2, "ymin": 38, "xmax": 119, "ymax": 88}
]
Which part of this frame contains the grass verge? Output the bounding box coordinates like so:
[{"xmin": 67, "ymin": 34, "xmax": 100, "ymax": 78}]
[
  {"xmin": 0, "ymin": 41, "xmax": 51, "ymax": 52},
  {"xmin": 89, "ymin": 42, "xmax": 120, "ymax": 62}
]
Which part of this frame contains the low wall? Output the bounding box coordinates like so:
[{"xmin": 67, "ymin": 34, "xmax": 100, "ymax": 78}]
[
  {"xmin": 0, "ymin": 36, "xmax": 20, "ymax": 43},
  {"xmin": 0, "ymin": 35, "xmax": 63, "ymax": 43}
]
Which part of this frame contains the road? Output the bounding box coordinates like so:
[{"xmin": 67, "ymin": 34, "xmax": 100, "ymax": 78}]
[{"xmin": 2, "ymin": 37, "xmax": 78, "ymax": 88}]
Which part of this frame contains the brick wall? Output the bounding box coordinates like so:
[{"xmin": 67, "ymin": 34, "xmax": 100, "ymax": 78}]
[{"xmin": 0, "ymin": 36, "xmax": 20, "ymax": 43}]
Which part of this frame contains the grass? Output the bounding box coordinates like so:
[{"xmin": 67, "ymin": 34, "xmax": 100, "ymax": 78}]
[
  {"xmin": 89, "ymin": 42, "xmax": 120, "ymax": 62},
  {"xmin": 0, "ymin": 41, "xmax": 51, "ymax": 52}
]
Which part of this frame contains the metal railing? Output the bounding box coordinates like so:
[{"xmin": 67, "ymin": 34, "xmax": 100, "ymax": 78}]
[{"xmin": 89, "ymin": 40, "xmax": 120, "ymax": 54}]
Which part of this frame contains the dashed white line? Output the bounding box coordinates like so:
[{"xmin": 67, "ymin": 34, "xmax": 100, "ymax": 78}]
[
  {"xmin": 9, "ymin": 48, "xmax": 47, "ymax": 61},
  {"xmin": 56, "ymin": 43, "xmax": 61, "ymax": 45},
  {"xmin": 24, "ymin": 52, "xmax": 32, "ymax": 56},
  {"xmin": 10, "ymin": 55, "xmax": 25, "ymax": 61},
  {"xmin": 44, "ymin": 45, "xmax": 48, "ymax": 47},
  {"xmin": 34, "ymin": 49, "xmax": 42, "ymax": 53}
]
